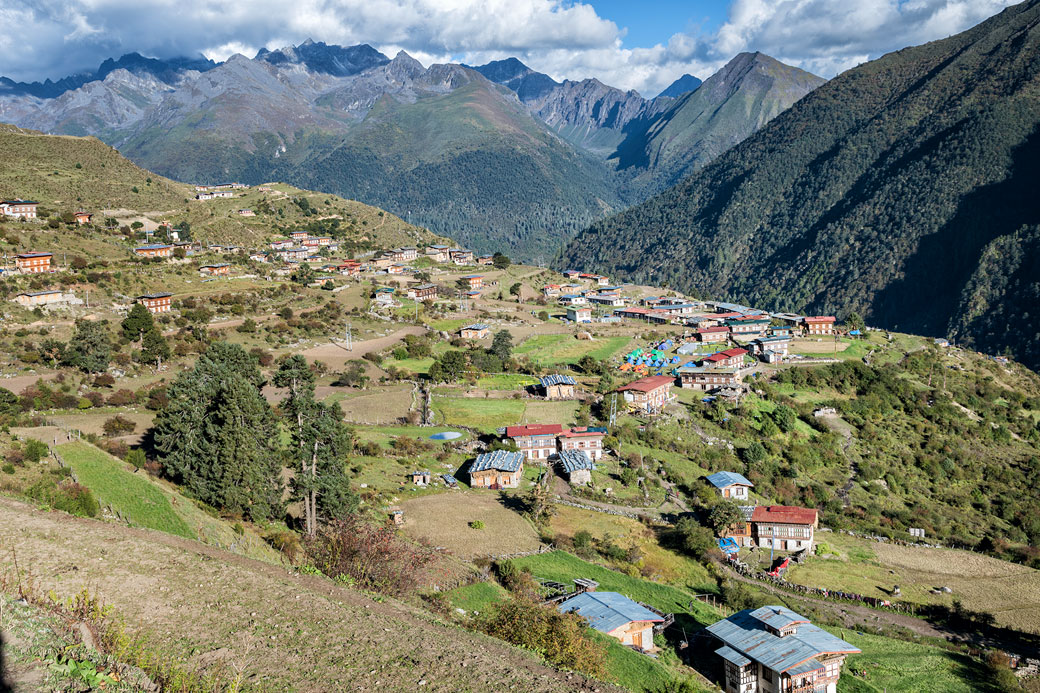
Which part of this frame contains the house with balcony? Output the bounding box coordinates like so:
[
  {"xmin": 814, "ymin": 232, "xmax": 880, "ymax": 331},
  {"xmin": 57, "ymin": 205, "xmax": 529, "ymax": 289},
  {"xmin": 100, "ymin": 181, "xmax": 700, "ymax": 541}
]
[
  {"xmin": 751, "ymin": 506, "xmax": 819, "ymax": 553},
  {"xmin": 468, "ymin": 450, "xmax": 525, "ymax": 488},
  {"xmin": 557, "ymin": 426, "xmax": 606, "ymax": 460},
  {"xmin": 506, "ymin": 424, "xmax": 563, "ymax": 461},
  {"xmin": 706, "ymin": 606, "xmax": 860, "ymax": 693}
]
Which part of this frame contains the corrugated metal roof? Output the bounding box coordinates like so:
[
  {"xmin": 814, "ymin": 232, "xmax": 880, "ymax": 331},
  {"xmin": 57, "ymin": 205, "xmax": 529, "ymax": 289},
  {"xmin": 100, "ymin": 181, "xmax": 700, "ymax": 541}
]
[
  {"xmin": 706, "ymin": 607, "xmax": 859, "ymax": 674},
  {"xmin": 462, "ymin": 323, "xmax": 488, "ymax": 330},
  {"xmin": 558, "ymin": 449, "xmax": 594, "ymax": 473},
  {"xmin": 715, "ymin": 645, "xmax": 751, "ymax": 667},
  {"xmin": 706, "ymin": 471, "xmax": 753, "ymax": 489},
  {"xmin": 470, "ymin": 450, "xmax": 524, "ymax": 473},
  {"xmin": 506, "ymin": 424, "xmax": 563, "ymax": 437},
  {"xmin": 558, "ymin": 592, "xmax": 663, "ymax": 633},
  {"xmin": 540, "ymin": 374, "xmax": 576, "ymax": 387},
  {"xmin": 751, "ymin": 506, "xmax": 818, "ymax": 525}
]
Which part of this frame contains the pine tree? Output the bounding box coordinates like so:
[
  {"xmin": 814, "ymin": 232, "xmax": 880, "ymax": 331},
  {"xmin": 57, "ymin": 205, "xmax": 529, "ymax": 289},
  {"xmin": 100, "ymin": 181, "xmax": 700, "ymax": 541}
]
[
  {"xmin": 140, "ymin": 328, "xmax": 170, "ymax": 365},
  {"xmin": 63, "ymin": 319, "xmax": 111, "ymax": 373},
  {"xmin": 153, "ymin": 342, "xmax": 282, "ymax": 520},
  {"xmin": 121, "ymin": 303, "xmax": 155, "ymax": 341},
  {"xmin": 274, "ymin": 355, "xmax": 357, "ymax": 535}
]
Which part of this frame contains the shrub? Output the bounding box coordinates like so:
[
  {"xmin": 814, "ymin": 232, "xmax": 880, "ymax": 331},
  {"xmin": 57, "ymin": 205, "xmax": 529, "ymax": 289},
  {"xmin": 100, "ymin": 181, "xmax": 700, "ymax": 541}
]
[
  {"xmin": 266, "ymin": 529, "xmax": 302, "ymax": 562},
  {"xmin": 125, "ymin": 449, "xmax": 146, "ymax": 469},
  {"xmin": 307, "ymin": 517, "xmax": 436, "ymax": 596},
  {"xmin": 2, "ymin": 463, "xmax": 14, "ymax": 474},
  {"xmin": 102, "ymin": 415, "xmax": 136, "ymax": 437},
  {"xmin": 24, "ymin": 439, "xmax": 49, "ymax": 464},
  {"xmin": 470, "ymin": 520, "xmax": 485, "ymax": 530},
  {"xmin": 476, "ymin": 597, "xmax": 607, "ymax": 678}
]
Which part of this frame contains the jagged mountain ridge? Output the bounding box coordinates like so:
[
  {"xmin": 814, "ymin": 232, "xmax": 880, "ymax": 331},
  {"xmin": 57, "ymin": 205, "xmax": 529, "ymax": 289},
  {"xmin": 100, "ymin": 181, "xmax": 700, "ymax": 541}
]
[
  {"xmin": 0, "ymin": 41, "xmax": 824, "ymax": 258},
  {"xmin": 559, "ymin": 0, "xmax": 1040, "ymax": 368},
  {"xmin": 657, "ymin": 74, "xmax": 703, "ymax": 98}
]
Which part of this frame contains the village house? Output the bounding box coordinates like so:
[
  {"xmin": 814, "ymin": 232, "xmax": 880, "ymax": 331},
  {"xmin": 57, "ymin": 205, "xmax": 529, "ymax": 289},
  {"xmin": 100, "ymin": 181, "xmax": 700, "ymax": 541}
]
[
  {"xmin": 542, "ymin": 284, "xmax": 562, "ymax": 297},
  {"xmin": 752, "ymin": 506, "xmax": 819, "ymax": 552},
  {"xmin": 677, "ymin": 366, "xmax": 741, "ymax": 391},
  {"xmin": 695, "ymin": 327, "xmax": 731, "ymax": 343},
  {"xmin": 559, "ymin": 294, "xmax": 587, "ymax": 306},
  {"xmin": 461, "ymin": 274, "xmax": 484, "ymax": 290},
  {"xmin": 701, "ymin": 347, "xmax": 748, "ymax": 369},
  {"xmin": 539, "ymin": 374, "xmax": 576, "ymax": 400},
  {"xmin": 0, "ymin": 200, "xmax": 39, "ymax": 219},
  {"xmin": 134, "ymin": 244, "xmax": 174, "ymax": 258},
  {"xmin": 450, "ymin": 249, "xmax": 475, "ymax": 265},
  {"xmin": 706, "ymin": 471, "xmax": 753, "ymax": 501},
  {"xmin": 563, "ymin": 270, "xmax": 581, "ymax": 279},
  {"xmin": 596, "ymin": 276, "xmax": 610, "ymax": 286},
  {"xmin": 459, "ymin": 323, "xmax": 490, "ymax": 340},
  {"xmin": 566, "ymin": 306, "xmax": 592, "ymax": 323},
  {"xmin": 654, "ymin": 301, "xmax": 698, "ymax": 316},
  {"xmin": 706, "ymin": 606, "xmax": 860, "ymax": 693},
  {"xmin": 726, "ymin": 316, "xmax": 772, "ymax": 337},
  {"xmin": 424, "ymin": 245, "xmax": 450, "ymax": 262},
  {"xmin": 270, "ymin": 239, "xmax": 294, "ymax": 250},
  {"xmin": 199, "ymin": 263, "xmax": 231, "ymax": 276},
  {"xmin": 588, "ymin": 293, "xmax": 626, "ymax": 307},
  {"xmin": 14, "ymin": 252, "xmax": 53, "ymax": 273},
  {"xmin": 468, "ymin": 450, "xmax": 525, "ymax": 488},
  {"xmin": 387, "ymin": 264, "xmax": 406, "ymax": 275},
  {"xmin": 769, "ymin": 325, "xmax": 797, "ymax": 337},
  {"xmin": 303, "ymin": 236, "xmax": 334, "ymax": 248},
  {"xmin": 506, "ymin": 424, "xmax": 564, "ymax": 461},
  {"xmin": 137, "ymin": 292, "xmax": 173, "ymax": 314},
  {"xmin": 750, "ymin": 336, "xmax": 792, "ymax": 363},
  {"xmin": 617, "ymin": 375, "xmax": 675, "ymax": 414},
  {"xmin": 237, "ymin": 209, "xmax": 255, "ymax": 217},
  {"xmin": 557, "ymin": 427, "xmax": 606, "ymax": 460},
  {"xmin": 249, "ymin": 253, "xmax": 268, "ymax": 263},
  {"xmin": 558, "ymin": 448, "xmax": 594, "ymax": 485},
  {"xmin": 477, "ymin": 254, "xmax": 494, "ymax": 265},
  {"xmin": 289, "ymin": 230, "xmax": 309, "ymax": 241},
  {"xmin": 374, "ymin": 287, "xmax": 396, "ymax": 306},
  {"xmin": 12, "ymin": 290, "xmax": 69, "ymax": 308},
  {"xmin": 803, "ymin": 316, "xmax": 836, "ymax": 335},
  {"xmin": 278, "ymin": 247, "xmax": 310, "ymax": 262},
  {"xmin": 195, "ymin": 190, "xmax": 234, "ymax": 200},
  {"xmin": 73, "ymin": 211, "xmax": 93, "ymax": 225},
  {"xmin": 615, "ymin": 307, "xmax": 672, "ymax": 324},
  {"xmin": 407, "ymin": 283, "xmax": 438, "ymax": 300},
  {"xmin": 369, "ymin": 256, "xmax": 393, "ymax": 270},
  {"xmin": 559, "ymin": 591, "xmax": 664, "ymax": 652}
]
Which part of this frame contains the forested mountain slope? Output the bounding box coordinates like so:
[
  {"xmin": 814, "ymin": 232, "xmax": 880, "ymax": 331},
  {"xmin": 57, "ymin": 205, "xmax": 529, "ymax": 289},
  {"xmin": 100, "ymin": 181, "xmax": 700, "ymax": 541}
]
[{"xmin": 561, "ymin": 0, "xmax": 1040, "ymax": 368}]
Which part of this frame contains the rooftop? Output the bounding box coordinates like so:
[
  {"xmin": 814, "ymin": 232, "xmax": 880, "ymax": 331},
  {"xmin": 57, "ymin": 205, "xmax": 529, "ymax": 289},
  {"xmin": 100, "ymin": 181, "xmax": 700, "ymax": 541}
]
[
  {"xmin": 617, "ymin": 375, "xmax": 674, "ymax": 393},
  {"xmin": 462, "ymin": 323, "xmax": 488, "ymax": 331},
  {"xmin": 558, "ymin": 426, "xmax": 607, "ymax": 439},
  {"xmin": 470, "ymin": 450, "xmax": 525, "ymax": 474},
  {"xmin": 558, "ymin": 449, "xmax": 594, "ymax": 473},
  {"xmin": 506, "ymin": 423, "xmax": 564, "ymax": 438},
  {"xmin": 138, "ymin": 292, "xmax": 173, "ymax": 299},
  {"xmin": 706, "ymin": 606, "xmax": 858, "ymax": 674},
  {"xmin": 540, "ymin": 374, "xmax": 576, "ymax": 387},
  {"xmin": 559, "ymin": 592, "xmax": 663, "ymax": 633},
  {"xmin": 706, "ymin": 471, "xmax": 754, "ymax": 489},
  {"xmin": 751, "ymin": 505, "xmax": 819, "ymax": 525},
  {"xmin": 14, "ymin": 252, "xmax": 52, "ymax": 258}
]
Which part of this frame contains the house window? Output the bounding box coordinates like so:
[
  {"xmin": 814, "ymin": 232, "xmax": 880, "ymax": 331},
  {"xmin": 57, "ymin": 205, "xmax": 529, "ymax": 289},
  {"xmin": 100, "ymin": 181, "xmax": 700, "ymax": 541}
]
[{"xmin": 763, "ymin": 668, "xmax": 773, "ymax": 683}]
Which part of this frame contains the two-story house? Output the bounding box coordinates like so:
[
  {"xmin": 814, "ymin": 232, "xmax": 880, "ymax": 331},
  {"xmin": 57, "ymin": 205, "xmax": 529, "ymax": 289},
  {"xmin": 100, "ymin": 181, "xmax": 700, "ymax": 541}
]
[
  {"xmin": 506, "ymin": 424, "xmax": 564, "ymax": 461},
  {"xmin": 617, "ymin": 375, "xmax": 675, "ymax": 414},
  {"xmin": 751, "ymin": 506, "xmax": 819, "ymax": 552}
]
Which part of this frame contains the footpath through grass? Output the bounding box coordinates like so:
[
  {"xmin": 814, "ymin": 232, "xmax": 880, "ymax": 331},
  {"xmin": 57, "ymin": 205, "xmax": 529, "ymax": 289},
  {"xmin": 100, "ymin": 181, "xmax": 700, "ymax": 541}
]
[{"xmin": 56, "ymin": 442, "xmax": 194, "ymax": 539}]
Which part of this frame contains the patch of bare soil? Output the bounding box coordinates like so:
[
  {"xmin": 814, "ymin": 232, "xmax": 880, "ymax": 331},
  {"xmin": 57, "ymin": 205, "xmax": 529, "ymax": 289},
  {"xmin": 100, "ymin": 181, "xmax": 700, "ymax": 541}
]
[{"xmin": 0, "ymin": 497, "xmax": 618, "ymax": 692}]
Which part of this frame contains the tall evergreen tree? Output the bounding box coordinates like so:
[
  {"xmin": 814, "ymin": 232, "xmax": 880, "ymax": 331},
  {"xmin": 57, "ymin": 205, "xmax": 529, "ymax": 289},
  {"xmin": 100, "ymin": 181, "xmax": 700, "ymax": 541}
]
[
  {"xmin": 63, "ymin": 319, "xmax": 111, "ymax": 373},
  {"xmin": 153, "ymin": 342, "xmax": 282, "ymax": 520},
  {"xmin": 274, "ymin": 355, "xmax": 357, "ymax": 535},
  {"xmin": 140, "ymin": 328, "xmax": 171, "ymax": 365},
  {"xmin": 121, "ymin": 303, "xmax": 155, "ymax": 341}
]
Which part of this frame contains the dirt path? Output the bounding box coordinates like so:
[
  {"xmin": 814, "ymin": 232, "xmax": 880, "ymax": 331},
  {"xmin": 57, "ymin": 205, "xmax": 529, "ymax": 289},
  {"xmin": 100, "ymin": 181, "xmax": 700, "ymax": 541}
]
[
  {"xmin": 0, "ymin": 496, "xmax": 619, "ymax": 693},
  {"xmin": 299, "ymin": 326, "xmax": 428, "ymax": 370},
  {"xmin": 0, "ymin": 372, "xmax": 57, "ymax": 394},
  {"xmin": 816, "ymin": 413, "xmax": 858, "ymax": 506}
]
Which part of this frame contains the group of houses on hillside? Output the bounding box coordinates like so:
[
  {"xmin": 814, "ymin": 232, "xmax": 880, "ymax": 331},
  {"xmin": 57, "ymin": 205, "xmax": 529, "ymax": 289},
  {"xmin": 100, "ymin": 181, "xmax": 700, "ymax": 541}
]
[{"xmin": 705, "ymin": 471, "xmax": 820, "ymax": 553}]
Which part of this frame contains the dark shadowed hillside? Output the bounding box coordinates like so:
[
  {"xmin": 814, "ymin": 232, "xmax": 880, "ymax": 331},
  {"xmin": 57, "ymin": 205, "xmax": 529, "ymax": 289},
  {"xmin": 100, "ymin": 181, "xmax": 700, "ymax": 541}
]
[{"xmin": 560, "ymin": 0, "xmax": 1040, "ymax": 368}]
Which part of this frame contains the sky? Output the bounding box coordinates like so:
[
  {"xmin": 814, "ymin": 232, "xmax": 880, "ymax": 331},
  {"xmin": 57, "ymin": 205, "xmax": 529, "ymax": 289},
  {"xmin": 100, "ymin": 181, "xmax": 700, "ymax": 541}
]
[{"xmin": 0, "ymin": 0, "xmax": 1019, "ymax": 96}]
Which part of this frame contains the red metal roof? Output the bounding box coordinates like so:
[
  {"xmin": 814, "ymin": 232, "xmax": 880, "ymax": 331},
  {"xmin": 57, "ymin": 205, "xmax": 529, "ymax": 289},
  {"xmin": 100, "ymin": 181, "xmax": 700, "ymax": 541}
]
[
  {"xmin": 506, "ymin": 424, "xmax": 564, "ymax": 438},
  {"xmin": 803, "ymin": 316, "xmax": 835, "ymax": 323},
  {"xmin": 751, "ymin": 505, "xmax": 819, "ymax": 525},
  {"xmin": 617, "ymin": 375, "xmax": 675, "ymax": 393},
  {"xmin": 697, "ymin": 326, "xmax": 729, "ymax": 334},
  {"xmin": 702, "ymin": 348, "xmax": 748, "ymax": 363}
]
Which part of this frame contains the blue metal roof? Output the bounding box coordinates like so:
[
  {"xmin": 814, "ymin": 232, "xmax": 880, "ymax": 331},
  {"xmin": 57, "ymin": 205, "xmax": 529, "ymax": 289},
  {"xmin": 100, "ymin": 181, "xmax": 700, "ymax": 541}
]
[
  {"xmin": 558, "ymin": 449, "xmax": 594, "ymax": 473},
  {"xmin": 706, "ymin": 471, "xmax": 753, "ymax": 489},
  {"xmin": 706, "ymin": 607, "xmax": 859, "ymax": 674},
  {"xmin": 715, "ymin": 645, "xmax": 751, "ymax": 667},
  {"xmin": 463, "ymin": 323, "xmax": 488, "ymax": 330},
  {"xmin": 470, "ymin": 450, "xmax": 524, "ymax": 473},
  {"xmin": 558, "ymin": 592, "xmax": 663, "ymax": 633},
  {"xmin": 540, "ymin": 374, "xmax": 576, "ymax": 387}
]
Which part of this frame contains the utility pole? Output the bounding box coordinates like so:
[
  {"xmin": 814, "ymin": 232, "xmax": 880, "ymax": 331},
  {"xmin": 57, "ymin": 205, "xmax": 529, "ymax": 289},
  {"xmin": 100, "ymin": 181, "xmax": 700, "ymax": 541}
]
[{"xmin": 345, "ymin": 321, "xmax": 352, "ymax": 351}]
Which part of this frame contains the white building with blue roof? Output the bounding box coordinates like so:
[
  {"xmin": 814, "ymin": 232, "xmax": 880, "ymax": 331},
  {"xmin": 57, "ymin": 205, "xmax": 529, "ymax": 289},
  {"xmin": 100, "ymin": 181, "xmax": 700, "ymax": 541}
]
[
  {"xmin": 705, "ymin": 471, "xmax": 754, "ymax": 501},
  {"xmin": 558, "ymin": 591, "xmax": 664, "ymax": 652},
  {"xmin": 706, "ymin": 606, "xmax": 860, "ymax": 693}
]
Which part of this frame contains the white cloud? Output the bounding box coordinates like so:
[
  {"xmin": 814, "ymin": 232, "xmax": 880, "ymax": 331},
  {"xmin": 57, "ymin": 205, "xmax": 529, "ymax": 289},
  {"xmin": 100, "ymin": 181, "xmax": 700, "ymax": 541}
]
[{"xmin": 0, "ymin": 0, "xmax": 1021, "ymax": 96}]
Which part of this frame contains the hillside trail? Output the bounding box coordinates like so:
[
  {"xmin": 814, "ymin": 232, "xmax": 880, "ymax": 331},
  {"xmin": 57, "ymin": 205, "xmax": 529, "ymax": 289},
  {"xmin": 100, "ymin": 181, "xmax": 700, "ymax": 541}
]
[
  {"xmin": 815, "ymin": 412, "xmax": 858, "ymax": 506},
  {"xmin": 0, "ymin": 496, "xmax": 620, "ymax": 693}
]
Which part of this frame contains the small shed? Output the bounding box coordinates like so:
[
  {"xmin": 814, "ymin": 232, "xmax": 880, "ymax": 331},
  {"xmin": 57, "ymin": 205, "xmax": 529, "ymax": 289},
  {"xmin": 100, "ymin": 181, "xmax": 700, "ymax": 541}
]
[
  {"xmin": 409, "ymin": 470, "xmax": 431, "ymax": 486},
  {"xmin": 460, "ymin": 323, "xmax": 490, "ymax": 339},
  {"xmin": 540, "ymin": 373, "xmax": 576, "ymax": 400},
  {"xmin": 558, "ymin": 592, "xmax": 664, "ymax": 652},
  {"xmin": 558, "ymin": 449, "xmax": 594, "ymax": 485}
]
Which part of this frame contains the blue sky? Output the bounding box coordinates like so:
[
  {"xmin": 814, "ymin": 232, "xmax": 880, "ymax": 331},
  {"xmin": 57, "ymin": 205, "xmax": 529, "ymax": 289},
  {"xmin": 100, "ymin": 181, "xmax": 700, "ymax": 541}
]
[{"xmin": 0, "ymin": 0, "xmax": 1020, "ymax": 95}]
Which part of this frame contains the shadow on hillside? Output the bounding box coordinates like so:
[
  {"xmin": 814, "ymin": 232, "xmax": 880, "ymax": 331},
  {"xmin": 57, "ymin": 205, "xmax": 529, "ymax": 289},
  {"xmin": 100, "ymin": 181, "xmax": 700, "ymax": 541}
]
[{"xmin": 0, "ymin": 632, "xmax": 13, "ymax": 693}]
